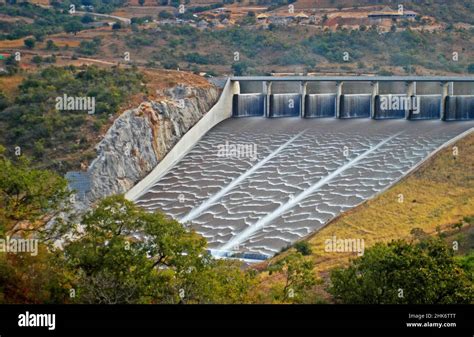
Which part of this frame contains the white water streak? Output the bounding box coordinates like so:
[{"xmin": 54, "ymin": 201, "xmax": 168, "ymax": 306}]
[
  {"xmin": 180, "ymin": 130, "xmax": 307, "ymax": 223},
  {"xmin": 218, "ymin": 132, "xmax": 402, "ymax": 253}
]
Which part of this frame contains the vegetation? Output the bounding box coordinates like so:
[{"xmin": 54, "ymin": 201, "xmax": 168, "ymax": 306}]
[
  {"xmin": 63, "ymin": 195, "xmax": 255, "ymax": 304},
  {"xmin": 0, "ymin": 0, "xmax": 473, "ymax": 305},
  {"xmin": 0, "ymin": 3, "xmax": 87, "ymax": 40},
  {"xmin": 0, "ymin": 66, "xmax": 144, "ymax": 172},
  {"xmin": 0, "ymin": 151, "xmax": 255, "ymax": 304},
  {"xmin": 294, "ymin": 241, "xmax": 312, "ymax": 256},
  {"xmin": 120, "ymin": 23, "xmax": 473, "ymax": 75},
  {"xmin": 329, "ymin": 239, "xmax": 473, "ymax": 304},
  {"xmin": 54, "ymin": 0, "xmax": 127, "ymax": 14},
  {"xmin": 0, "ymin": 146, "xmax": 71, "ymax": 303},
  {"xmin": 268, "ymin": 252, "xmax": 318, "ymax": 303},
  {"xmin": 77, "ymin": 37, "xmax": 102, "ymax": 56},
  {"xmin": 0, "ymin": 145, "xmax": 69, "ymax": 237}
]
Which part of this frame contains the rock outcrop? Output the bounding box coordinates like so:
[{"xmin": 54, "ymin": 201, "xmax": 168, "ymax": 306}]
[{"xmin": 84, "ymin": 84, "xmax": 219, "ymax": 204}]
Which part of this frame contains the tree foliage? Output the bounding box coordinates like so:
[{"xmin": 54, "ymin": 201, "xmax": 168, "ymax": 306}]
[
  {"xmin": 0, "ymin": 65, "xmax": 144, "ymax": 172},
  {"xmin": 268, "ymin": 252, "xmax": 317, "ymax": 303},
  {"xmin": 329, "ymin": 239, "xmax": 474, "ymax": 304},
  {"xmin": 62, "ymin": 195, "xmax": 256, "ymax": 304},
  {"xmin": 0, "ymin": 147, "xmax": 71, "ymax": 304},
  {"xmin": 0, "ymin": 3, "xmax": 86, "ymax": 40},
  {"xmin": 0, "ymin": 145, "xmax": 69, "ymax": 236}
]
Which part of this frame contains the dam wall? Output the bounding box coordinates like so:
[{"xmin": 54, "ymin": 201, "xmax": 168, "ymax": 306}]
[
  {"xmin": 231, "ymin": 76, "xmax": 474, "ymax": 121},
  {"xmin": 127, "ymin": 76, "xmax": 474, "ymax": 203}
]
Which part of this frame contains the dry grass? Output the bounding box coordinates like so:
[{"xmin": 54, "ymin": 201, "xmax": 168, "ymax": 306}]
[
  {"xmin": 0, "ymin": 38, "xmax": 29, "ymax": 49},
  {"xmin": 124, "ymin": 68, "xmax": 214, "ymax": 109},
  {"xmin": 0, "ymin": 74, "xmax": 24, "ymax": 97},
  {"xmin": 28, "ymin": 0, "xmax": 50, "ymax": 5}
]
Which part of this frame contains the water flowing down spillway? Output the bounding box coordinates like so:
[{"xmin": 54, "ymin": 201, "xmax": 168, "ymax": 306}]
[
  {"xmin": 304, "ymin": 94, "xmax": 336, "ymax": 118},
  {"xmin": 374, "ymin": 95, "xmax": 407, "ymax": 119},
  {"xmin": 445, "ymin": 95, "xmax": 474, "ymax": 121},
  {"xmin": 408, "ymin": 95, "xmax": 441, "ymax": 120},
  {"xmin": 269, "ymin": 94, "xmax": 301, "ymax": 117},
  {"xmin": 340, "ymin": 94, "xmax": 371, "ymax": 118},
  {"xmin": 232, "ymin": 94, "xmax": 265, "ymax": 117},
  {"xmin": 135, "ymin": 118, "xmax": 474, "ymax": 258}
]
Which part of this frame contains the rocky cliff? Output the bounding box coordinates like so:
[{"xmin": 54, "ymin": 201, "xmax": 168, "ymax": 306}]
[{"xmin": 84, "ymin": 83, "xmax": 219, "ymax": 204}]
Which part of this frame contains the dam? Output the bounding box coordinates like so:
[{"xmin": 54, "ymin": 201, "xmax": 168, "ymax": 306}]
[{"xmin": 127, "ymin": 76, "xmax": 474, "ymax": 260}]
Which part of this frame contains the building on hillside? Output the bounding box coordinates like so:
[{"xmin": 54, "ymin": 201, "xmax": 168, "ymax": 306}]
[
  {"xmin": 308, "ymin": 15, "xmax": 318, "ymax": 24},
  {"xmin": 212, "ymin": 7, "xmax": 231, "ymax": 15},
  {"xmin": 295, "ymin": 12, "xmax": 309, "ymax": 22},
  {"xmin": 80, "ymin": 5, "xmax": 95, "ymax": 11},
  {"xmin": 197, "ymin": 19, "xmax": 209, "ymax": 29},
  {"xmin": 368, "ymin": 6, "xmax": 417, "ymax": 23},
  {"xmin": 256, "ymin": 13, "xmax": 269, "ymax": 23},
  {"xmin": 268, "ymin": 15, "xmax": 293, "ymax": 25}
]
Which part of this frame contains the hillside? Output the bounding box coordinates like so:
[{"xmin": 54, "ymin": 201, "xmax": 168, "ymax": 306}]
[
  {"xmin": 0, "ymin": 65, "xmax": 215, "ymax": 173},
  {"xmin": 1, "ymin": 2, "xmax": 473, "ymax": 76}
]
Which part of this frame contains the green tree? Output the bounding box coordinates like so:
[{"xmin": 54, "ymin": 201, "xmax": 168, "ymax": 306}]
[
  {"xmin": 0, "ymin": 91, "xmax": 9, "ymax": 111},
  {"xmin": 294, "ymin": 241, "xmax": 312, "ymax": 256},
  {"xmin": 45, "ymin": 40, "xmax": 59, "ymax": 51},
  {"xmin": 0, "ymin": 146, "xmax": 70, "ymax": 236},
  {"xmin": 329, "ymin": 239, "xmax": 474, "ymax": 304},
  {"xmin": 0, "ymin": 147, "xmax": 71, "ymax": 303},
  {"xmin": 24, "ymin": 38, "xmax": 35, "ymax": 49},
  {"xmin": 81, "ymin": 14, "xmax": 95, "ymax": 24},
  {"xmin": 4, "ymin": 55, "xmax": 20, "ymax": 74},
  {"xmin": 158, "ymin": 11, "xmax": 173, "ymax": 19},
  {"xmin": 64, "ymin": 21, "xmax": 83, "ymax": 35},
  {"xmin": 231, "ymin": 62, "xmax": 249, "ymax": 76},
  {"xmin": 63, "ymin": 195, "xmax": 254, "ymax": 304},
  {"xmin": 268, "ymin": 252, "xmax": 317, "ymax": 303},
  {"xmin": 31, "ymin": 55, "xmax": 43, "ymax": 65}
]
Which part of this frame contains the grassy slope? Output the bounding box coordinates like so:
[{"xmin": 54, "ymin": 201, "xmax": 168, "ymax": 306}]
[{"xmin": 256, "ymin": 131, "xmax": 474, "ymax": 299}]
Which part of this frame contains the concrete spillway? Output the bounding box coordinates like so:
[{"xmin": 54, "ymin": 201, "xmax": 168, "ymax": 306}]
[
  {"xmin": 133, "ymin": 118, "xmax": 474, "ymax": 258},
  {"xmin": 128, "ymin": 77, "xmax": 474, "ymax": 260}
]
